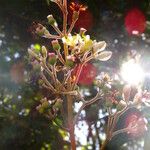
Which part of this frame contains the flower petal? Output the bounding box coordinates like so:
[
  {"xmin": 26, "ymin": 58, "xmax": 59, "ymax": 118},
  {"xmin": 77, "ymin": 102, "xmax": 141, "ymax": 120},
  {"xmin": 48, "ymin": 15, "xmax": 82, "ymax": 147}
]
[
  {"xmin": 93, "ymin": 41, "xmax": 106, "ymax": 53},
  {"xmin": 96, "ymin": 51, "xmax": 112, "ymax": 61}
]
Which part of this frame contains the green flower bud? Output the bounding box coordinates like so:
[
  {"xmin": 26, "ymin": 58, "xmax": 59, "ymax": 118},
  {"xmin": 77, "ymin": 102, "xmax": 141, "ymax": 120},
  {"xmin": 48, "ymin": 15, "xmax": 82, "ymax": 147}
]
[
  {"xmin": 36, "ymin": 104, "xmax": 44, "ymax": 113},
  {"xmin": 41, "ymin": 46, "xmax": 47, "ymax": 57},
  {"xmin": 51, "ymin": 40, "xmax": 61, "ymax": 51},
  {"xmin": 33, "ymin": 44, "xmax": 41, "ymax": 54},
  {"xmin": 48, "ymin": 53, "xmax": 57, "ymax": 65},
  {"xmin": 66, "ymin": 55, "xmax": 75, "ymax": 68},
  {"xmin": 47, "ymin": 15, "xmax": 57, "ymax": 26},
  {"xmin": 42, "ymin": 100, "xmax": 49, "ymax": 108},
  {"xmin": 36, "ymin": 24, "xmax": 48, "ymax": 36}
]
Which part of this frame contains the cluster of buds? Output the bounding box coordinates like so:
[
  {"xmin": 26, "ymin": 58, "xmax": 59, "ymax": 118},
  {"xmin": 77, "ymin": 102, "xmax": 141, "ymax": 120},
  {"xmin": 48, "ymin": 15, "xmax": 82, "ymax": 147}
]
[{"xmin": 36, "ymin": 97, "xmax": 63, "ymax": 119}]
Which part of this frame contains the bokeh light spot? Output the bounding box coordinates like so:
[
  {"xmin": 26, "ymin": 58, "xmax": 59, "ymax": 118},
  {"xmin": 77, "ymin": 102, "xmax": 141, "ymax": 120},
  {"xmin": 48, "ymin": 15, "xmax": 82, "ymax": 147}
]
[
  {"xmin": 125, "ymin": 8, "xmax": 146, "ymax": 35},
  {"xmin": 74, "ymin": 63, "xmax": 97, "ymax": 85}
]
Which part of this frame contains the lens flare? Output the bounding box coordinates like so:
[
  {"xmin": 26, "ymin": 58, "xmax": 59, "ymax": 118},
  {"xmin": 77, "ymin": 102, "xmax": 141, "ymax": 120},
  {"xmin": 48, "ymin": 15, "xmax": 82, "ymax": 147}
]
[{"xmin": 121, "ymin": 60, "xmax": 144, "ymax": 85}]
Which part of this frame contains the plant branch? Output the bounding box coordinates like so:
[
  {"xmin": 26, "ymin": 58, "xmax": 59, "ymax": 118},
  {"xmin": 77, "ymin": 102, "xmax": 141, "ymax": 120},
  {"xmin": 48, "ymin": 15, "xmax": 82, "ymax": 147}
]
[
  {"xmin": 54, "ymin": 0, "xmax": 63, "ymax": 11},
  {"xmin": 68, "ymin": 19, "xmax": 77, "ymax": 34},
  {"xmin": 51, "ymin": 24, "xmax": 63, "ymax": 36},
  {"xmin": 43, "ymin": 34, "xmax": 62, "ymax": 39},
  {"xmin": 77, "ymin": 91, "xmax": 86, "ymax": 103},
  {"xmin": 63, "ymin": 0, "xmax": 68, "ymax": 35},
  {"xmin": 112, "ymin": 127, "xmax": 129, "ymax": 138},
  {"xmin": 41, "ymin": 71, "xmax": 56, "ymax": 93},
  {"xmin": 74, "ymin": 91, "xmax": 102, "ymax": 125},
  {"xmin": 63, "ymin": 43, "xmax": 68, "ymax": 61},
  {"xmin": 62, "ymin": 69, "xmax": 72, "ymax": 85},
  {"xmin": 50, "ymin": 65, "xmax": 58, "ymax": 88},
  {"xmin": 56, "ymin": 50, "xmax": 65, "ymax": 64}
]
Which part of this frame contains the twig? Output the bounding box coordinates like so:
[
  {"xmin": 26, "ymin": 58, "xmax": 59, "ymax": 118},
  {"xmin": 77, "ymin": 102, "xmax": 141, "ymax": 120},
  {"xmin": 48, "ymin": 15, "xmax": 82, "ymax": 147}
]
[
  {"xmin": 63, "ymin": 0, "xmax": 68, "ymax": 35},
  {"xmin": 77, "ymin": 91, "xmax": 86, "ymax": 103},
  {"xmin": 54, "ymin": 0, "xmax": 63, "ymax": 11},
  {"xmin": 42, "ymin": 83, "xmax": 56, "ymax": 93},
  {"xmin": 82, "ymin": 51, "xmax": 91, "ymax": 62},
  {"xmin": 62, "ymin": 91, "xmax": 77, "ymax": 95},
  {"xmin": 43, "ymin": 34, "xmax": 62, "ymax": 39},
  {"xmin": 107, "ymin": 108, "xmax": 112, "ymax": 131},
  {"xmin": 51, "ymin": 24, "xmax": 63, "ymax": 36},
  {"xmin": 74, "ymin": 91, "xmax": 102, "ymax": 125},
  {"xmin": 56, "ymin": 50, "xmax": 65, "ymax": 64},
  {"xmin": 71, "ymin": 63, "xmax": 84, "ymax": 89},
  {"xmin": 111, "ymin": 127, "xmax": 129, "ymax": 138},
  {"xmin": 41, "ymin": 71, "xmax": 56, "ymax": 93},
  {"xmin": 62, "ymin": 70, "xmax": 72, "ymax": 85},
  {"xmin": 42, "ymin": 63, "xmax": 56, "ymax": 84},
  {"xmin": 51, "ymin": 65, "xmax": 58, "ymax": 88},
  {"xmin": 64, "ymin": 43, "xmax": 68, "ymax": 61},
  {"xmin": 68, "ymin": 19, "xmax": 77, "ymax": 34}
]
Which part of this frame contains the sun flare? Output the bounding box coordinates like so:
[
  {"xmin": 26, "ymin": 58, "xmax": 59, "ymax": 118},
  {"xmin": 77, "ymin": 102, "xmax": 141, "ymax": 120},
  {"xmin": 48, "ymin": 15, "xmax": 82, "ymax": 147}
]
[{"xmin": 121, "ymin": 60, "xmax": 144, "ymax": 85}]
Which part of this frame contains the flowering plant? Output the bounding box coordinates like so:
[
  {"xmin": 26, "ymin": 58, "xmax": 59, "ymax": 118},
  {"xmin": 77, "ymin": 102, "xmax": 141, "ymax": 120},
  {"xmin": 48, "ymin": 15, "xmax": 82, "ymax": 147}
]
[{"xmin": 28, "ymin": 0, "xmax": 149, "ymax": 149}]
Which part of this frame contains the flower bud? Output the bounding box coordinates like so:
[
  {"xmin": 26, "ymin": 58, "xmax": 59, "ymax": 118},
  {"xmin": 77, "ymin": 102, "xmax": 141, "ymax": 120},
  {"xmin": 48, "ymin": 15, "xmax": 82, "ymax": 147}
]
[
  {"xmin": 41, "ymin": 46, "xmax": 47, "ymax": 58},
  {"xmin": 51, "ymin": 40, "xmax": 61, "ymax": 51},
  {"xmin": 72, "ymin": 11, "xmax": 79, "ymax": 21},
  {"xmin": 36, "ymin": 24, "xmax": 48, "ymax": 36},
  {"xmin": 47, "ymin": 15, "xmax": 57, "ymax": 26},
  {"xmin": 36, "ymin": 104, "xmax": 44, "ymax": 113},
  {"xmin": 66, "ymin": 55, "xmax": 75, "ymax": 68},
  {"xmin": 48, "ymin": 53, "xmax": 57, "ymax": 65},
  {"xmin": 42, "ymin": 100, "xmax": 49, "ymax": 108},
  {"xmin": 33, "ymin": 44, "xmax": 41, "ymax": 54},
  {"xmin": 36, "ymin": 98, "xmax": 51, "ymax": 114}
]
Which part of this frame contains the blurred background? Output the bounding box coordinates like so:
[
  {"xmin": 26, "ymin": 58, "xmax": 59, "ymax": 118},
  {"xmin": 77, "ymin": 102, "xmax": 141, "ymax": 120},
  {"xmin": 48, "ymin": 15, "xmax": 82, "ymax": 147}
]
[{"xmin": 0, "ymin": 0, "xmax": 150, "ymax": 149}]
